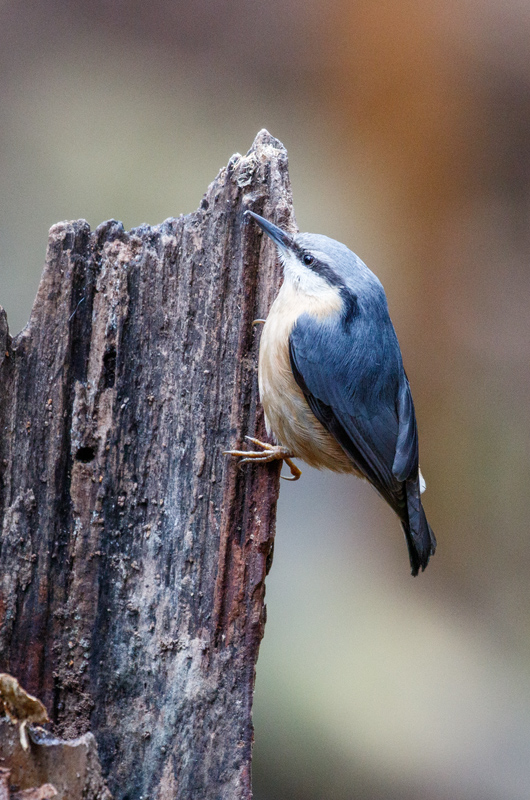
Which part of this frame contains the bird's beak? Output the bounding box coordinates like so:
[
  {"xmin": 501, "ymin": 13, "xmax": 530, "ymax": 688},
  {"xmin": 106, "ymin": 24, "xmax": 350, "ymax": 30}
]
[{"xmin": 245, "ymin": 210, "xmax": 294, "ymax": 251}]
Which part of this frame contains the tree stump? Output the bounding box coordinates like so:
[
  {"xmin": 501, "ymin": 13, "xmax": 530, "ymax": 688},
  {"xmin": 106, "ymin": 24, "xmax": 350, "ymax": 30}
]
[{"xmin": 0, "ymin": 130, "xmax": 294, "ymax": 799}]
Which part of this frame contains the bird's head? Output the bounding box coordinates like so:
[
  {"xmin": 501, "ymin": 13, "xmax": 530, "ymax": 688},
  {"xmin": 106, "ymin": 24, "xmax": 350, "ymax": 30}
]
[{"xmin": 245, "ymin": 211, "xmax": 383, "ymax": 310}]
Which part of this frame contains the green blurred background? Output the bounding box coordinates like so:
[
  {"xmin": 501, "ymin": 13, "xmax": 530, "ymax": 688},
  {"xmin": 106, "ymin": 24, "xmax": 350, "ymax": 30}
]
[{"xmin": 2, "ymin": 1, "xmax": 530, "ymax": 797}]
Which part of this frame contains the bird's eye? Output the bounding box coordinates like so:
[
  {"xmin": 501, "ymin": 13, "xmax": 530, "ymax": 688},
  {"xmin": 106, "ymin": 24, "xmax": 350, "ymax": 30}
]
[{"xmin": 302, "ymin": 253, "xmax": 314, "ymax": 266}]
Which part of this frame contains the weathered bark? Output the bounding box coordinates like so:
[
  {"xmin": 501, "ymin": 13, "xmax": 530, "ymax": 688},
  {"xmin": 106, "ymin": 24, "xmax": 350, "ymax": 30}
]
[
  {"xmin": 0, "ymin": 718, "xmax": 105, "ymax": 800},
  {"xmin": 0, "ymin": 130, "xmax": 294, "ymax": 799}
]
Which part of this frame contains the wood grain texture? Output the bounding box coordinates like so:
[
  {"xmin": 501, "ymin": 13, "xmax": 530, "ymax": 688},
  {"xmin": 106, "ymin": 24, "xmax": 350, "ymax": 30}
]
[{"xmin": 0, "ymin": 130, "xmax": 294, "ymax": 799}]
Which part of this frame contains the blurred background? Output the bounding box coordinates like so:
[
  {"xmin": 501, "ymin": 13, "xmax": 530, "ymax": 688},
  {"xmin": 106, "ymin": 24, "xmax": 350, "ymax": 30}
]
[{"xmin": 1, "ymin": 0, "xmax": 530, "ymax": 797}]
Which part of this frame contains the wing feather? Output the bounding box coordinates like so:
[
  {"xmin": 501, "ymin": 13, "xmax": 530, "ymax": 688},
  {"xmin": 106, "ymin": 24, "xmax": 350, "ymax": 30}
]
[
  {"xmin": 392, "ymin": 375, "xmax": 419, "ymax": 482},
  {"xmin": 288, "ymin": 314, "xmax": 414, "ymax": 518},
  {"xmin": 289, "ymin": 312, "xmax": 435, "ymax": 574}
]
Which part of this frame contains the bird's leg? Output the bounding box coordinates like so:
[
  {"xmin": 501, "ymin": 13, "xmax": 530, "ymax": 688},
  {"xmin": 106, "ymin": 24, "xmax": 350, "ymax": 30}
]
[
  {"xmin": 223, "ymin": 436, "xmax": 302, "ymax": 481},
  {"xmin": 244, "ymin": 437, "xmax": 302, "ymax": 481}
]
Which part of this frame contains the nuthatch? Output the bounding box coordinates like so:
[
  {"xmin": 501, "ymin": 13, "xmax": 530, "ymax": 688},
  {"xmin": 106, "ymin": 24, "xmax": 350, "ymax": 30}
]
[{"xmin": 225, "ymin": 211, "xmax": 436, "ymax": 575}]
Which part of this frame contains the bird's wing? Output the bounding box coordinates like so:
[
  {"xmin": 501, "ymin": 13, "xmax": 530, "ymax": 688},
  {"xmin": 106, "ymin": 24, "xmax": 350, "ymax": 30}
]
[
  {"xmin": 289, "ymin": 314, "xmax": 419, "ymax": 517},
  {"xmin": 392, "ymin": 373, "xmax": 419, "ymax": 482}
]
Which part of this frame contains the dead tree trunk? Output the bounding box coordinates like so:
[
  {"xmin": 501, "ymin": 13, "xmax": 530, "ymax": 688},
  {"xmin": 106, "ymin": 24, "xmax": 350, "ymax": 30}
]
[{"xmin": 0, "ymin": 130, "xmax": 293, "ymax": 799}]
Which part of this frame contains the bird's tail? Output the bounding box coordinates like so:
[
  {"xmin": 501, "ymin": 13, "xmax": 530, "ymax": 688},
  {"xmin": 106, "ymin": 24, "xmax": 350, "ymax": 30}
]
[{"xmin": 402, "ymin": 478, "xmax": 436, "ymax": 576}]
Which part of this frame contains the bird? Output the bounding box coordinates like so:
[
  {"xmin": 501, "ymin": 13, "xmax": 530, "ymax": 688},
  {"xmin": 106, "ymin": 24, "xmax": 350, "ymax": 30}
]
[{"xmin": 224, "ymin": 210, "xmax": 436, "ymax": 575}]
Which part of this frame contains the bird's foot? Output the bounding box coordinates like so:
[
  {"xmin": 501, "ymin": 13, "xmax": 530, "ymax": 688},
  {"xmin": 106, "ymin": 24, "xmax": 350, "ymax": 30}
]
[
  {"xmin": 252, "ymin": 318, "xmax": 266, "ymax": 326},
  {"xmin": 223, "ymin": 436, "xmax": 302, "ymax": 481}
]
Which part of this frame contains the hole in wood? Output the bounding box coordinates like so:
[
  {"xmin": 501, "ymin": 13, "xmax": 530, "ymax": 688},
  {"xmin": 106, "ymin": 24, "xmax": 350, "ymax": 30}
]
[
  {"xmin": 102, "ymin": 347, "xmax": 117, "ymax": 388},
  {"xmin": 75, "ymin": 446, "xmax": 96, "ymax": 463}
]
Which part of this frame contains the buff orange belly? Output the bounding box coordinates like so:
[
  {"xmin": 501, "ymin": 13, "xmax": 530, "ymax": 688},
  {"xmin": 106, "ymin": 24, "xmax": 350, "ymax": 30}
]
[{"xmin": 258, "ymin": 283, "xmax": 360, "ymax": 475}]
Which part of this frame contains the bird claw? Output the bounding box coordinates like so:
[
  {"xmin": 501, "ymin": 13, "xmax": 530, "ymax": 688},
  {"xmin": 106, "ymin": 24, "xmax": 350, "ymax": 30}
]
[
  {"xmin": 280, "ymin": 459, "xmax": 302, "ymax": 481},
  {"xmin": 223, "ymin": 437, "xmax": 301, "ymax": 481}
]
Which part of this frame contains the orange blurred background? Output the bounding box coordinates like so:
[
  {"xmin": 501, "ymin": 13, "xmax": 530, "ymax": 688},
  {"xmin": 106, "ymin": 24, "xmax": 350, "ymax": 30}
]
[{"xmin": 2, "ymin": 1, "xmax": 530, "ymax": 797}]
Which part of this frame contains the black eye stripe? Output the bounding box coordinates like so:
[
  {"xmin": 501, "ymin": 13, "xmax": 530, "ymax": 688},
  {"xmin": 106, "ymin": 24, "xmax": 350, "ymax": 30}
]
[
  {"xmin": 340, "ymin": 288, "xmax": 359, "ymax": 326},
  {"xmin": 298, "ymin": 250, "xmax": 341, "ymax": 288},
  {"xmin": 294, "ymin": 245, "xmax": 358, "ymax": 319}
]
